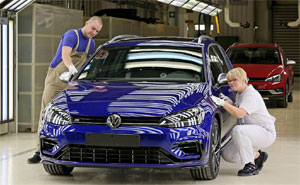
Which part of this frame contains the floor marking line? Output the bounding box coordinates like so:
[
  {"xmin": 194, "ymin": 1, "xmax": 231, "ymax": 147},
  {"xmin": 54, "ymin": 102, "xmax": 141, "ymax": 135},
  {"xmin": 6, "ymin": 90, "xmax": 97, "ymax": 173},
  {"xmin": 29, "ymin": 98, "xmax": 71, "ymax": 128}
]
[{"xmin": 0, "ymin": 148, "xmax": 36, "ymax": 162}]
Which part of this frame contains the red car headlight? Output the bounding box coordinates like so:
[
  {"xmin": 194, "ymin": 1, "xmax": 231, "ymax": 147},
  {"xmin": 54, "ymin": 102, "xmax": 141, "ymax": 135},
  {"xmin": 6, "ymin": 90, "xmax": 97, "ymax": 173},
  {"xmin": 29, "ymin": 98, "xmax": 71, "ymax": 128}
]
[{"xmin": 265, "ymin": 74, "xmax": 282, "ymax": 82}]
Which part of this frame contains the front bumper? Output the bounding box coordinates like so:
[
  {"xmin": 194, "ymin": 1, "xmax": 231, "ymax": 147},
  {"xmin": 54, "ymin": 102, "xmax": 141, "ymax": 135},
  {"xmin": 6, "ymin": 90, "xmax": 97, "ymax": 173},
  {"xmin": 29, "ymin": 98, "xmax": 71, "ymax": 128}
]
[
  {"xmin": 249, "ymin": 81, "xmax": 285, "ymax": 100},
  {"xmin": 40, "ymin": 123, "xmax": 210, "ymax": 168}
]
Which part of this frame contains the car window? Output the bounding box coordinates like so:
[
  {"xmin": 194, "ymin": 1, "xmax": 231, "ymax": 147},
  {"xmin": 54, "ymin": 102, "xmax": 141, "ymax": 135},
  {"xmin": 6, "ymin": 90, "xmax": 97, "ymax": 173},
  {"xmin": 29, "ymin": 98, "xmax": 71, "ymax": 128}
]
[
  {"xmin": 212, "ymin": 45, "xmax": 229, "ymax": 73},
  {"xmin": 208, "ymin": 46, "xmax": 224, "ymax": 84},
  {"xmin": 227, "ymin": 48, "xmax": 281, "ymax": 64},
  {"xmin": 78, "ymin": 46, "xmax": 204, "ymax": 82}
]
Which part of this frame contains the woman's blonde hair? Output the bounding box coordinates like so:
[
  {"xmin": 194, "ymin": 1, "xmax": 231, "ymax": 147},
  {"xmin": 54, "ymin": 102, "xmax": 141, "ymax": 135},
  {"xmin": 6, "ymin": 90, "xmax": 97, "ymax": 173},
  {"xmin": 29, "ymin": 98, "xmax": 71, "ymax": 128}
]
[{"xmin": 226, "ymin": 67, "xmax": 248, "ymax": 84}]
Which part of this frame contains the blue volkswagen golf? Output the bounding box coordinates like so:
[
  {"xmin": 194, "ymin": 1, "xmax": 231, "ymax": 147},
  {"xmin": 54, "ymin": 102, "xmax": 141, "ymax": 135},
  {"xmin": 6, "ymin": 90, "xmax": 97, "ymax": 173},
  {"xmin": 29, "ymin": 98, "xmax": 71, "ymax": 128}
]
[{"xmin": 40, "ymin": 35, "xmax": 237, "ymax": 180}]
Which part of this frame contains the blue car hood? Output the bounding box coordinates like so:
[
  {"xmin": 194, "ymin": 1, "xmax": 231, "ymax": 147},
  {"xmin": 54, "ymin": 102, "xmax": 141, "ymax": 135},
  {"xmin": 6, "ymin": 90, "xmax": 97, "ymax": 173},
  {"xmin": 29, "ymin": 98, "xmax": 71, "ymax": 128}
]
[{"xmin": 53, "ymin": 81, "xmax": 209, "ymax": 117}]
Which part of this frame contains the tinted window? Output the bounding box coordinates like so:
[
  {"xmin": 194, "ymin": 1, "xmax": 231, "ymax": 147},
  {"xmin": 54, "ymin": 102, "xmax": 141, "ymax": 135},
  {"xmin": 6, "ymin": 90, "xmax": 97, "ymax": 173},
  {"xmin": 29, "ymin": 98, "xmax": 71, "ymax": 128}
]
[
  {"xmin": 227, "ymin": 48, "xmax": 281, "ymax": 64},
  {"xmin": 78, "ymin": 46, "xmax": 204, "ymax": 82},
  {"xmin": 212, "ymin": 45, "xmax": 229, "ymax": 73},
  {"xmin": 209, "ymin": 46, "xmax": 224, "ymax": 84}
]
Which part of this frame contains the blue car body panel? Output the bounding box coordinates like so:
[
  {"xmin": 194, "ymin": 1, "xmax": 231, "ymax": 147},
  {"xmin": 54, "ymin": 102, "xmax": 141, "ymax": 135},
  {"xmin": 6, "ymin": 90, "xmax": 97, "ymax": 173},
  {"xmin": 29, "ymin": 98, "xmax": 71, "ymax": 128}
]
[{"xmin": 65, "ymin": 81, "xmax": 210, "ymax": 116}]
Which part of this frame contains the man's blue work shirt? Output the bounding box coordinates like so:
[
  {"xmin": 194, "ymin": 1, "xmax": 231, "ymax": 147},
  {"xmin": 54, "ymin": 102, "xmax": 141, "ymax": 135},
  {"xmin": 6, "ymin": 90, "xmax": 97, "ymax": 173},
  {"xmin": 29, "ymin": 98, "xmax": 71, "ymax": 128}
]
[{"xmin": 49, "ymin": 29, "xmax": 96, "ymax": 68}]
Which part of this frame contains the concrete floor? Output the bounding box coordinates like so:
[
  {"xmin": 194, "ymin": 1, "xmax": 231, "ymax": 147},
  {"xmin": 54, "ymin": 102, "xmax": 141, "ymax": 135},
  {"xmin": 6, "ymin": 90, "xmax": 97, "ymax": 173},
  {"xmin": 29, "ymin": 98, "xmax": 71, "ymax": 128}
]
[{"xmin": 1, "ymin": 78, "xmax": 299, "ymax": 185}]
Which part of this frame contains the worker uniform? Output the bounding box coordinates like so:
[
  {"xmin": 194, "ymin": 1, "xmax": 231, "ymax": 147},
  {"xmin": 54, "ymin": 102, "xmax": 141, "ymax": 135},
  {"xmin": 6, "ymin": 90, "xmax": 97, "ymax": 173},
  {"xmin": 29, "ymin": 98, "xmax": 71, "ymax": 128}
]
[
  {"xmin": 222, "ymin": 85, "xmax": 276, "ymax": 165},
  {"xmin": 36, "ymin": 29, "xmax": 94, "ymax": 151}
]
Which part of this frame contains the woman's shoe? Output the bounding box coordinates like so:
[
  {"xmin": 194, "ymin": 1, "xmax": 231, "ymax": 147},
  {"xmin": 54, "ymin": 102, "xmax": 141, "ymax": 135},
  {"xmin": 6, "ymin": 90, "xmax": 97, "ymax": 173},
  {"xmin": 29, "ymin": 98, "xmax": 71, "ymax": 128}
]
[
  {"xmin": 255, "ymin": 150, "xmax": 268, "ymax": 171},
  {"xmin": 238, "ymin": 162, "xmax": 259, "ymax": 176}
]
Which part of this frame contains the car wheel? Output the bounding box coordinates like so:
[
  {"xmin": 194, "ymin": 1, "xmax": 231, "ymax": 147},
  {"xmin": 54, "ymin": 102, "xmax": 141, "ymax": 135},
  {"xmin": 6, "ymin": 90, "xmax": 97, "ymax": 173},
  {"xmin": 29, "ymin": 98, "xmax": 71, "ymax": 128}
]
[
  {"xmin": 190, "ymin": 118, "xmax": 220, "ymax": 180},
  {"xmin": 288, "ymin": 92, "xmax": 293, "ymax": 102},
  {"xmin": 277, "ymin": 83, "xmax": 288, "ymax": 108},
  {"xmin": 43, "ymin": 163, "xmax": 74, "ymax": 175}
]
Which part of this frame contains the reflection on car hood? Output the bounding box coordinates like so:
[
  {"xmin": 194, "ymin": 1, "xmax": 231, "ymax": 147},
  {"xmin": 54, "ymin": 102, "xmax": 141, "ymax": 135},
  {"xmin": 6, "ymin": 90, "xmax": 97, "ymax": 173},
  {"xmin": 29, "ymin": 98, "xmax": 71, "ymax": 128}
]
[
  {"xmin": 233, "ymin": 64, "xmax": 284, "ymax": 78},
  {"xmin": 52, "ymin": 81, "xmax": 209, "ymax": 117}
]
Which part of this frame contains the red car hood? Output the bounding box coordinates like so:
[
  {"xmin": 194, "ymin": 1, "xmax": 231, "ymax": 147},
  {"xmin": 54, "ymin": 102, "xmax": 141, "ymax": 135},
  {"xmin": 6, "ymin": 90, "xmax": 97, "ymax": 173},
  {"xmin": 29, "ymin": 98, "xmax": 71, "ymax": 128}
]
[{"xmin": 233, "ymin": 64, "xmax": 284, "ymax": 78}]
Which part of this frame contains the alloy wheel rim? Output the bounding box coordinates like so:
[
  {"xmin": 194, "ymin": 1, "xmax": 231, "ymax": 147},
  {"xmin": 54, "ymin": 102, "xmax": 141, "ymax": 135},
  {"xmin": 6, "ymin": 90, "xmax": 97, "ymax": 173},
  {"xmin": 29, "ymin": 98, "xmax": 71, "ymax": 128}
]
[{"xmin": 211, "ymin": 123, "xmax": 220, "ymax": 174}]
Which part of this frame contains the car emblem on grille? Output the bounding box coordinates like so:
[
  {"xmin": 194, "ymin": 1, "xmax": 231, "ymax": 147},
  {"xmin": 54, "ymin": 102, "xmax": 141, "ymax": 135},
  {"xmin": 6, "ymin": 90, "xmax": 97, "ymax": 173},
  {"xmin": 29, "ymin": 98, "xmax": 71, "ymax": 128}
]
[{"xmin": 107, "ymin": 114, "xmax": 121, "ymax": 129}]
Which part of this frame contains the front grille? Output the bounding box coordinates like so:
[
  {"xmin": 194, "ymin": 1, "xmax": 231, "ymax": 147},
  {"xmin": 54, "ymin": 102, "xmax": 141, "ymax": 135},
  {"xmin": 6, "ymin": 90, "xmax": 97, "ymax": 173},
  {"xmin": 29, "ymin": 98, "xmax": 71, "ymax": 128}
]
[
  {"xmin": 249, "ymin": 78, "xmax": 266, "ymax": 82},
  {"xmin": 71, "ymin": 115, "xmax": 161, "ymax": 126},
  {"xmin": 56, "ymin": 145, "xmax": 174, "ymax": 164},
  {"xmin": 259, "ymin": 91, "xmax": 272, "ymax": 96},
  {"xmin": 71, "ymin": 116, "xmax": 106, "ymax": 124}
]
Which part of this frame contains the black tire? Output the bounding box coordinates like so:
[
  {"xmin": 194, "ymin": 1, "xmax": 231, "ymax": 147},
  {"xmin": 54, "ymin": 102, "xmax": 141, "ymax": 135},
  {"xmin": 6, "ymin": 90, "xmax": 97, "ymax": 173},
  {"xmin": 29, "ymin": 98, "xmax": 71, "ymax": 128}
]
[
  {"xmin": 288, "ymin": 92, "xmax": 293, "ymax": 102},
  {"xmin": 43, "ymin": 163, "xmax": 74, "ymax": 175},
  {"xmin": 277, "ymin": 83, "xmax": 288, "ymax": 108},
  {"xmin": 190, "ymin": 118, "xmax": 221, "ymax": 180},
  {"xmin": 288, "ymin": 77, "xmax": 294, "ymax": 103}
]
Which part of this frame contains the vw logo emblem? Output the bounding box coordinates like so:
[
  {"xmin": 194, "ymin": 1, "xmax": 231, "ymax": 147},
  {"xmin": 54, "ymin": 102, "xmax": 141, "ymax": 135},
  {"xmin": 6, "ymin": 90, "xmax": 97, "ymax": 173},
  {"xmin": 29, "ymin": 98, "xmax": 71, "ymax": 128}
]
[{"xmin": 107, "ymin": 114, "xmax": 121, "ymax": 129}]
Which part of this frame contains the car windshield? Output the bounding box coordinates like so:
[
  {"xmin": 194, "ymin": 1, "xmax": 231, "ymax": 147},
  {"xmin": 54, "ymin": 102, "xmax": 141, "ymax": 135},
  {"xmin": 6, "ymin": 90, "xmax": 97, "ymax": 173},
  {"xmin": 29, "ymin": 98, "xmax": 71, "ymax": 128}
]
[
  {"xmin": 78, "ymin": 46, "xmax": 204, "ymax": 82},
  {"xmin": 227, "ymin": 48, "xmax": 281, "ymax": 64}
]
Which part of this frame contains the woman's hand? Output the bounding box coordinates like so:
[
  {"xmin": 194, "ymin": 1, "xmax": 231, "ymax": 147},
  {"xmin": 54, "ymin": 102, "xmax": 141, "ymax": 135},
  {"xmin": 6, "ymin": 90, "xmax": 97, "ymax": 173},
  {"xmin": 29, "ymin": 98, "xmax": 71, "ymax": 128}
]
[
  {"xmin": 220, "ymin": 93, "xmax": 233, "ymax": 104},
  {"xmin": 211, "ymin": 96, "xmax": 225, "ymax": 106}
]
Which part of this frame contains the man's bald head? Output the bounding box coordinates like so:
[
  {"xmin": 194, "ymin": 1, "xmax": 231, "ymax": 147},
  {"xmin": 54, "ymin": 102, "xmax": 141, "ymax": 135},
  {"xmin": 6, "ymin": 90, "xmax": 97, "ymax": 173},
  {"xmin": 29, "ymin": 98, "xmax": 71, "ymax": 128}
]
[{"xmin": 82, "ymin": 16, "xmax": 103, "ymax": 38}]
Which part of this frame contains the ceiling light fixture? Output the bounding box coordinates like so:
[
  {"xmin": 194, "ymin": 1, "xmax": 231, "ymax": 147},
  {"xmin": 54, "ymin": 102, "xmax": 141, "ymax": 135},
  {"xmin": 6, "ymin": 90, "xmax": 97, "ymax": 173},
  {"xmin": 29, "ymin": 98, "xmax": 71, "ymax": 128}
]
[
  {"xmin": 157, "ymin": 0, "xmax": 222, "ymax": 16},
  {"xmin": 0, "ymin": 0, "xmax": 34, "ymax": 11},
  {"xmin": 182, "ymin": 0, "xmax": 198, "ymax": 9},
  {"xmin": 171, "ymin": 0, "xmax": 188, "ymax": 7}
]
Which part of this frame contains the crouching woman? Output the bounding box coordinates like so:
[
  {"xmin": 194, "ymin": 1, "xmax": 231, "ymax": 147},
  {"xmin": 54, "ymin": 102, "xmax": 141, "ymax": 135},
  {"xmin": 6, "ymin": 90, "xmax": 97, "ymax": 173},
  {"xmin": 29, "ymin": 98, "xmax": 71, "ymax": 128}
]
[{"xmin": 211, "ymin": 67, "xmax": 276, "ymax": 176}]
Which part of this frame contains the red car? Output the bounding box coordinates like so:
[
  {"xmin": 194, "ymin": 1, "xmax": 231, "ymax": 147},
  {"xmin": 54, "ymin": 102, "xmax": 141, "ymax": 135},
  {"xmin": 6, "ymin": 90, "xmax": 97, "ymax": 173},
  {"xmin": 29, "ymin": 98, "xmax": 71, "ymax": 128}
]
[{"xmin": 227, "ymin": 43, "xmax": 295, "ymax": 108}]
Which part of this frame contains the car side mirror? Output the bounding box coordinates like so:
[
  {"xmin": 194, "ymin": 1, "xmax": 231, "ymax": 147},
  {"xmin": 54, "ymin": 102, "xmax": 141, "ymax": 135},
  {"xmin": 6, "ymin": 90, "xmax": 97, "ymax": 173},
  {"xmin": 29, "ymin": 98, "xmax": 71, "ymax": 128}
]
[
  {"xmin": 287, "ymin": 60, "xmax": 296, "ymax": 65},
  {"xmin": 59, "ymin": 72, "xmax": 74, "ymax": 83},
  {"xmin": 216, "ymin": 73, "xmax": 228, "ymax": 86}
]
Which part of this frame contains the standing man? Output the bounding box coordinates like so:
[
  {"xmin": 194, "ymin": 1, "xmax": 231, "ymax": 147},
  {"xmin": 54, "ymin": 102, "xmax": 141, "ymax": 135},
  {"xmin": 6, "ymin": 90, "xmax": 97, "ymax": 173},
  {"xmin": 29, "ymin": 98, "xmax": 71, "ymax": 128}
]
[
  {"xmin": 27, "ymin": 16, "xmax": 103, "ymax": 164},
  {"xmin": 211, "ymin": 68, "xmax": 276, "ymax": 176}
]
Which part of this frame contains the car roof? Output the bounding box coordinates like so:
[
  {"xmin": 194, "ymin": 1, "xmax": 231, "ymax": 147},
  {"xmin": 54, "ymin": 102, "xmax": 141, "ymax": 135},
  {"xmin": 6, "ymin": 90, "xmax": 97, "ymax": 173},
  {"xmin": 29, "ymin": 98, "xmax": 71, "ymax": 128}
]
[
  {"xmin": 228, "ymin": 43, "xmax": 280, "ymax": 49},
  {"xmin": 103, "ymin": 35, "xmax": 215, "ymax": 49}
]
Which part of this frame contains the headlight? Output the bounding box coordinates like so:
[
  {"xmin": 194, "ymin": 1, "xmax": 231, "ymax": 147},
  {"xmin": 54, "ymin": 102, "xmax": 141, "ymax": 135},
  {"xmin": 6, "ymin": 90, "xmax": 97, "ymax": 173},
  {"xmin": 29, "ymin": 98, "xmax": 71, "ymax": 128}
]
[
  {"xmin": 43, "ymin": 103, "xmax": 71, "ymax": 126},
  {"xmin": 159, "ymin": 107, "xmax": 205, "ymax": 128},
  {"xmin": 265, "ymin": 74, "xmax": 282, "ymax": 82}
]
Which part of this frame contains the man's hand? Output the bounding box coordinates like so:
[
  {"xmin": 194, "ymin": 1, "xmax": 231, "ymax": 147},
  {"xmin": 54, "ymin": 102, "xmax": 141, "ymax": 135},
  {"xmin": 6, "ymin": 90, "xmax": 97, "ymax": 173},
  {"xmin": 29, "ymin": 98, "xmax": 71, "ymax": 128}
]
[
  {"xmin": 68, "ymin": 64, "xmax": 78, "ymax": 75},
  {"xmin": 211, "ymin": 95, "xmax": 225, "ymax": 106},
  {"xmin": 220, "ymin": 93, "xmax": 233, "ymax": 104}
]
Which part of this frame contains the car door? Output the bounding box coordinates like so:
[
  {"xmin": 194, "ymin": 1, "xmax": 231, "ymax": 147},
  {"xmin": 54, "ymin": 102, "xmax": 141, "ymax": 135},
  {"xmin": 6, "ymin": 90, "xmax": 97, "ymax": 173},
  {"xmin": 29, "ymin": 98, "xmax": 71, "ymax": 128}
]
[{"xmin": 208, "ymin": 45, "xmax": 237, "ymax": 141}]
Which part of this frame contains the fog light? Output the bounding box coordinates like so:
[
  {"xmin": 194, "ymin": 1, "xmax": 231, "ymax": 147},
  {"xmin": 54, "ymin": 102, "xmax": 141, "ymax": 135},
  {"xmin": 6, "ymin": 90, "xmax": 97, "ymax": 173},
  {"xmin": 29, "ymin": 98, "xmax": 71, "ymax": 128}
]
[
  {"xmin": 41, "ymin": 137, "xmax": 58, "ymax": 150},
  {"xmin": 274, "ymin": 88, "xmax": 283, "ymax": 92},
  {"xmin": 173, "ymin": 140, "xmax": 204, "ymax": 158}
]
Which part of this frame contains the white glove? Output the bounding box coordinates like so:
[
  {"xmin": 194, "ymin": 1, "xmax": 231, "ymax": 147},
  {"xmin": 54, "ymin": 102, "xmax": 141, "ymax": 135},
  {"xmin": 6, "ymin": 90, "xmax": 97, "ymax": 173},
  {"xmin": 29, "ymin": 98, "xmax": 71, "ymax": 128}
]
[
  {"xmin": 211, "ymin": 95, "xmax": 225, "ymax": 106},
  {"xmin": 68, "ymin": 64, "xmax": 78, "ymax": 75},
  {"xmin": 220, "ymin": 93, "xmax": 233, "ymax": 104},
  {"xmin": 59, "ymin": 72, "xmax": 70, "ymax": 82}
]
